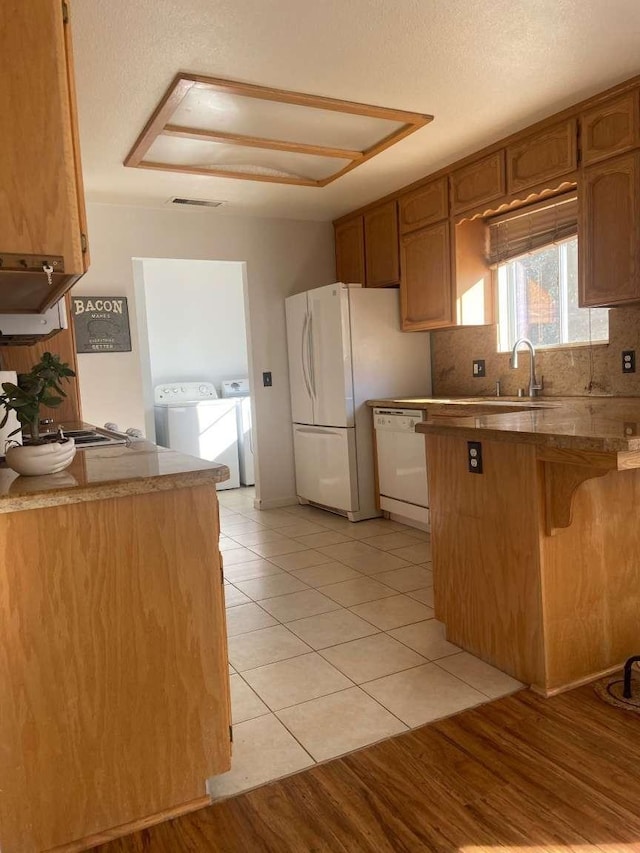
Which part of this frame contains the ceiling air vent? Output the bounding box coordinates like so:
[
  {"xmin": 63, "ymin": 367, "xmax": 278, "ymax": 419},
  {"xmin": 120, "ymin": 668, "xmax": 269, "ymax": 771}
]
[{"xmin": 167, "ymin": 197, "xmax": 226, "ymax": 208}]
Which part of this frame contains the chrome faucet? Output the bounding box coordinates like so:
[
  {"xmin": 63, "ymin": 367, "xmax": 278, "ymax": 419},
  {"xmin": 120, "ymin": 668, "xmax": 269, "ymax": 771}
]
[{"xmin": 510, "ymin": 338, "xmax": 543, "ymax": 397}]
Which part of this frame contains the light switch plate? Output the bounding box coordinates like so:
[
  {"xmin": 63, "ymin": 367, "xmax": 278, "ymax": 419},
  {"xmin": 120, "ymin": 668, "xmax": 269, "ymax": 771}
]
[{"xmin": 472, "ymin": 359, "xmax": 486, "ymax": 377}]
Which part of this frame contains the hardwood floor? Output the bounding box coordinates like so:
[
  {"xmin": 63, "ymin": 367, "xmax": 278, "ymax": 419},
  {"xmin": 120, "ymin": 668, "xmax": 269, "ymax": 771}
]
[{"xmin": 93, "ymin": 686, "xmax": 640, "ymax": 852}]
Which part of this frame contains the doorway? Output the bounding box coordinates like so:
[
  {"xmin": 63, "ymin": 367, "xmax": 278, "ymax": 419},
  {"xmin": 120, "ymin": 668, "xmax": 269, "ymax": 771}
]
[{"xmin": 132, "ymin": 257, "xmax": 256, "ymax": 495}]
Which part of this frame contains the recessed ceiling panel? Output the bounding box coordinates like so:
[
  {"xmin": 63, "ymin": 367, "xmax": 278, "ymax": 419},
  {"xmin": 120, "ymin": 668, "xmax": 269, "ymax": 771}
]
[
  {"xmin": 146, "ymin": 135, "xmax": 351, "ymax": 181},
  {"xmin": 171, "ymin": 84, "xmax": 406, "ymax": 151},
  {"xmin": 125, "ymin": 74, "xmax": 433, "ymax": 187}
]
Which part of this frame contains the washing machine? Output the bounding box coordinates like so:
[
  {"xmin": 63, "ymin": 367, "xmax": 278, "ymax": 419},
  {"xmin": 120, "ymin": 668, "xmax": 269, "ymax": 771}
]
[
  {"xmin": 221, "ymin": 378, "xmax": 255, "ymax": 486},
  {"xmin": 154, "ymin": 381, "xmax": 240, "ymax": 490}
]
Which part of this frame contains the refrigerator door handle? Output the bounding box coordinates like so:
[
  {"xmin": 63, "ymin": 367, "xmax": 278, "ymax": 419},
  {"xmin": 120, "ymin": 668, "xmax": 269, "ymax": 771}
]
[
  {"xmin": 301, "ymin": 312, "xmax": 313, "ymax": 400},
  {"xmin": 295, "ymin": 426, "xmax": 342, "ymax": 436},
  {"xmin": 307, "ymin": 312, "xmax": 316, "ymax": 398}
]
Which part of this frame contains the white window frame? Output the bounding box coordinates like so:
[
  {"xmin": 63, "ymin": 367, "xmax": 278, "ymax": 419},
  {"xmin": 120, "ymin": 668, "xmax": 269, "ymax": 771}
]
[{"xmin": 496, "ymin": 236, "xmax": 608, "ymax": 353}]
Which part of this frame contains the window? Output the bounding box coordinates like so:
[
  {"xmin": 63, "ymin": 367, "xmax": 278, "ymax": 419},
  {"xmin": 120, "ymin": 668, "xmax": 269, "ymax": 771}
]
[{"xmin": 489, "ymin": 194, "xmax": 609, "ymax": 352}]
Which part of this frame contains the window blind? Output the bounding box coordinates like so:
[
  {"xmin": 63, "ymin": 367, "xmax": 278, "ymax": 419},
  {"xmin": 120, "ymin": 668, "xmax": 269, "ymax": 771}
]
[{"xmin": 487, "ymin": 192, "xmax": 577, "ymax": 267}]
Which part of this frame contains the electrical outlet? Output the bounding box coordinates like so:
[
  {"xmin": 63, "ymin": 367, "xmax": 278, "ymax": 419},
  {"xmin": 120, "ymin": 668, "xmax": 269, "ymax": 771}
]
[
  {"xmin": 262, "ymin": 371, "xmax": 273, "ymax": 387},
  {"xmin": 622, "ymin": 350, "xmax": 636, "ymax": 373},
  {"xmin": 467, "ymin": 441, "xmax": 483, "ymax": 474},
  {"xmin": 472, "ymin": 359, "xmax": 486, "ymax": 377}
]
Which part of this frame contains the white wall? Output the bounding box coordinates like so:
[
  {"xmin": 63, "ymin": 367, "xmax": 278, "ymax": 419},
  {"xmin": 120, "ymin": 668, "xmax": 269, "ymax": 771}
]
[
  {"xmin": 76, "ymin": 202, "xmax": 334, "ymax": 506},
  {"xmin": 139, "ymin": 257, "xmax": 248, "ymax": 396}
]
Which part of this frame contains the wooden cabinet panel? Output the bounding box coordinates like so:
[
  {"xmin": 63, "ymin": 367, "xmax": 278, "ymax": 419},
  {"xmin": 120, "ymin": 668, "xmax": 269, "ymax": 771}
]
[
  {"xmin": 450, "ymin": 152, "xmax": 506, "ymax": 216},
  {"xmin": 400, "ymin": 222, "xmax": 453, "ymax": 331},
  {"xmin": 0, "ymin": 484, "xmax": 230, "ymax": 852},
  {"xmin": 0, "ymin": 0, "xmax": 88, "ymax": 312},
  {"xmin": 581, "ymin": 91, "xmax": 640, "ymax": 166},
  {"xmin": 334, "ymin": 217, "xmax": 365, "ymax": 284},
  {"xmin": 580, "ymin": 152, "xmax": 640, "ymax": 307},
  {"xmin": 364, "ymin": 201, "xmax": 400, "ymax": 287},
  {"xmin": 399, "ymin": 178, "xmax": 448, "ymax": 234},
  {"xmin": 507, "ymin": 119, "xmax": 577, "ymax": 194}
]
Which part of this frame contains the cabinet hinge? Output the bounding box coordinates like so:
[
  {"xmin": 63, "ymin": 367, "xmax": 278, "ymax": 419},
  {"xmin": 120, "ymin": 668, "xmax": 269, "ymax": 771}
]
[
  {"xmin": 62, "ymin": 0, "xmax": 69, "ymax": 24},
  {"xmin": 80, "ymin": 233, "xmax": 88, "ymax": 253},
  {"xmin": 229, "ymin": 725, "xmax": 233, "ymax": 743}
]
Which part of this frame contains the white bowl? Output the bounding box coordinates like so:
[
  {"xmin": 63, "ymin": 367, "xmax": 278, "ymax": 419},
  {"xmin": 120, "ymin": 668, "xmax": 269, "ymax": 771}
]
[{"xmin": 5, "ymin": 438, "xmax": 76, "ymax": 476}]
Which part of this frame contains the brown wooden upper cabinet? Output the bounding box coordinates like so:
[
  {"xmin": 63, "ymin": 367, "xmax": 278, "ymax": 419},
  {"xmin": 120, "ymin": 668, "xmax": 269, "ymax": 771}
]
[
  {"xmin": 580, "ymin": 151, "xmax": 640, "ymax": 307},
  {"xmin": 335, "ymin": 217, "xmax": 365, "ymax": 284},
  {"xmin": 0, "ymin": 0, "xmax": 89, "ymax": 313},
  {"xmin": 507, "ymin": 119, "xmax": 577, "ymax": 195},
  {"xmin": 400, "ymin": 222, "xmax": 453, "ymax": 331},
  {"xmin": 399, "ymin": 178, "xmax": 449, "ymax": 234},
  {"xmin": 580, "ymin": 91, "xmax": 640, "ymax": 166},
  {"xmin": 364, "ymin": 201, "xmax": 400, "ymax": 287},
  {"xmin": 450, "ymin": 152, "xmax": 506, "ymax": 216}
]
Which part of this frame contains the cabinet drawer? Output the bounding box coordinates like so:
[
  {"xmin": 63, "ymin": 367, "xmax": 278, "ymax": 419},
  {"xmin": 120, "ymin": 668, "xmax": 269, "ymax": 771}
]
[
  {"xmin": 581, "ymin": 91, "xmax": 640, "ymax": 166},
  {"xmin": 399, "ymin": 178, "xmax": 448, "ymax": 234},
  {"xmin": 334, "ymin": 217, "xmax": 365, "ymax": 284},
  {"xmin": 507, "ymin": 119, "xmax": 577, "ymax": 194},
  {"xmin": 364, "ymin": 201, "xmax": 399, "ymax": 287},
  {"xmin": 450, "ymin": 151, "xmax": 506, "ymax": 215},
  {"xmin": 400, "ymin": 221, "xmax": 453, "ymax": 331}
]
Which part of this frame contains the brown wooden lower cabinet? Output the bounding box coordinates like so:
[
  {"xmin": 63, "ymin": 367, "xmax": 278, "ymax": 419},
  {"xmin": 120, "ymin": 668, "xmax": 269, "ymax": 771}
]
[
  {"xmin": 0, "ymin": 481, "xmax": 230, "ymax": 853},
  {"xmin": 400, "ymin": 221, "xmax": 453, "ymax": 331},
  {"xmin": 426, "ymin": 433, "xmax": 640, "ymax": 694}
]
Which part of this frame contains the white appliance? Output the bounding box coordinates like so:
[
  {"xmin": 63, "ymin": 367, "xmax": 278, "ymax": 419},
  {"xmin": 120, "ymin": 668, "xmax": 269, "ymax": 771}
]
[
  {"xmin": 285, "ymin": 283, "xmax": 431, "ymax": 521},
  {"xmin": 221, "ymin": 378, "xmax": 255, "ymax": 486},
  {"xmin": 153, "ymin": 381, "xmax": 240, "ymax": 490},
  {"xmin": 373, "ymin": 408, "xmax": 429, "ymax": 528},
  {"xmin": 0, "ymin": 299, "xmax": 67, "ymax": 344}
]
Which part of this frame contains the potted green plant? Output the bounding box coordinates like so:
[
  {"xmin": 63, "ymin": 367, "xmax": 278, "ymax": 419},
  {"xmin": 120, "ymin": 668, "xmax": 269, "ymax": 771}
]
[{"xmin": 0, "ymin": 351, "xmax": 77, "ymax": 476}]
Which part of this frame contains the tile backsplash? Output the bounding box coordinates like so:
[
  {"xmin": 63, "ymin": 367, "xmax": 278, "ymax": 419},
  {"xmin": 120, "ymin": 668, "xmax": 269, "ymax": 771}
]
[{"xmin": 431, "ymin": 306, "xmax": 640, "ymax": 398}]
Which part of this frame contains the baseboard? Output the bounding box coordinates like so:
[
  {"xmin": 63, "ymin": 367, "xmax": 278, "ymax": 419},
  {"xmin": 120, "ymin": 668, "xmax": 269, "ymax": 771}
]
[
  {"xmin": 253, "ymin": 496, "xmax": 299, "ymax": 510},
  {"xmin": 46, "ymin": 795, "xmax": 211, "ymax": 853},
  {"xmin": 532, "ymin": 661, "xmax": 625, "ymax": 697}
]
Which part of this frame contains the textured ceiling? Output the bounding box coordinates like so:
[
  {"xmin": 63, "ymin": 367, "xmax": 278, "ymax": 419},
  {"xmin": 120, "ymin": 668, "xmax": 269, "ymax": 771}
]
[{"xmin": 72, "ymin": 0, "xmax": 640, "ymax": 221}]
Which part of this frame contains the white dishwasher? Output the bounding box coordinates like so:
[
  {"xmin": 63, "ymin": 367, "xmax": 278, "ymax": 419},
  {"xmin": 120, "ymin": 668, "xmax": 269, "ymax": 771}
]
[{"xmin": 373, "ymin": 408, "xmax": 429, "ymax": 528}]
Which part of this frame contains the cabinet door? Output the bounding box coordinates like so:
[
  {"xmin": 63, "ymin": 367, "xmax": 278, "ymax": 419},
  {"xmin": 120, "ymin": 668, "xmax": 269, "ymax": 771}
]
[
  {"xmin": 334, "ymin": 217, "xmax": 365, "ymax": 284},
  {"xmin": 400, "ymin": 222, "xmax": 453, "ymax": 331},
  {"xmin": 0, "ymin": 0, "xmax": 88, "ymax": 311},
  {"xmin": 581, "ymin": 91, "xmax": 640, "ymax": 166},
  {"xmin": 450, "ymin": 152, "xmax": 506, "ymax": 215},
  {"xmin": 364, "ymin": 201, "xmax": 400, "ymax": 287},
  {"xmin": 399, "ymin": 178, "xmax": 448, "ymax": 234},
  {"xmin": 580, "ymin": 152, "xmax": 640, "ymax": 307},
  {"xmin": 507, "ymin": 119, "xmax": 577, "ymax": 194}
]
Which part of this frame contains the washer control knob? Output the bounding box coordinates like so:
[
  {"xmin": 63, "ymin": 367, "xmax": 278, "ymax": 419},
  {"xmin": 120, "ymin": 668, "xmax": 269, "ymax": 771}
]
[{"xmin": 199, "ymin": 384, "xmax": 208, "ymax": 394}]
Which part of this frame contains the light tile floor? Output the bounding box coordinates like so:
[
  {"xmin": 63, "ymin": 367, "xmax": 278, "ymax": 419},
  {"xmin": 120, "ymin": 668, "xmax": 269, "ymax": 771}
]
[{"xmin": 210, "ymin": 487, "xmax": 523, "ymax": 799}]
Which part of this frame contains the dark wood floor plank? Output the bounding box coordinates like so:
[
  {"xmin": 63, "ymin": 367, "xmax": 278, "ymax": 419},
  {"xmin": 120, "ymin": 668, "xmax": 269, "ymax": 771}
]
[
  {"xmin": 440, "ymin": 707, "xmax": 640, "ymax": 843},
  {"xmin": 92, "ymin": 687, "xmax": 640, "ymax": 853}
]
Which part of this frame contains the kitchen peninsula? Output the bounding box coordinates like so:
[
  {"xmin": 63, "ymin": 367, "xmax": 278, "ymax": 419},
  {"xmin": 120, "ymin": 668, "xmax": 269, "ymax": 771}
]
[
  {"xmin": 0, "ymin": 441, "xmax": 231, "ymax": 853},
  {"xmin": 407, "ymin": 396, "xmax": 640, "ymax": 696}
]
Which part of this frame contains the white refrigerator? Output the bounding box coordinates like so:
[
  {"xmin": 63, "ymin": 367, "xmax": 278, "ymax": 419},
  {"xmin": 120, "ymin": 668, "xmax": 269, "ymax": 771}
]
[{"xmin": 285, "ymin": 283, "xmax": 431, "ymax": 521}]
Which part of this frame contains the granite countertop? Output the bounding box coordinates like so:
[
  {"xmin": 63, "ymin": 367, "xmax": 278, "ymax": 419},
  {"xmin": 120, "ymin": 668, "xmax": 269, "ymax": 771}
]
[
  {"xmin": 408, "ymin": 397, "xmax": 640, "ymax": 454},
  {"xmin": 0, "ymin": 433, "xmax": 229, "ymax": 514}
]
